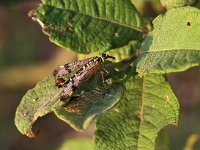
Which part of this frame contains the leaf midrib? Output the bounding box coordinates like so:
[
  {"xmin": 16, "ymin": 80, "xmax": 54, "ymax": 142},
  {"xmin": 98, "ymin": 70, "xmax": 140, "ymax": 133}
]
[
  {"xmin": 136, "ymin": 76, "xmax": 145, "ymax": 149},
  {"xmin": 42, "ymin": 4, "xmax": 144, "ymax": 32}
]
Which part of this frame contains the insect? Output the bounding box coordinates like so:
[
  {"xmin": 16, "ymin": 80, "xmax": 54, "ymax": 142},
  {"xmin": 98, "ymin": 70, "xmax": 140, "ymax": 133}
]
[
  {"xmin": 53, "ymin": 57, "xmax": 95, "ymax": 78},
  {"xmin": 53, "ymin": 54, "xmax": 115, "ymax": 101}
]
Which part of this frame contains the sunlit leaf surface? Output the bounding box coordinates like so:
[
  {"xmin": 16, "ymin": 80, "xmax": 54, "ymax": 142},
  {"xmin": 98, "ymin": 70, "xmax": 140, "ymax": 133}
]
[
  {"xmin": 136, "ymin": 7, "xmax": 200, "ymax": 75},
  {"xmin": 29, "ymin": 0, "xmax": 144, "ymax": 53},
  {"xmin": 94, "ymin": 74, "xmax": 179, "ymax": 150}
]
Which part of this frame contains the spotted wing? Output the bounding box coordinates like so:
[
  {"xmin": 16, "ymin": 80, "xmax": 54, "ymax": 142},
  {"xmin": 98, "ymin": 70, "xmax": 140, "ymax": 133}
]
[
  {"xmin": 60, "ymin": 58, "xmax": 102, "ymax": 101},
  {"xmin": 53, "ymin": 57, "xmax": 94, "ymax": 78}
]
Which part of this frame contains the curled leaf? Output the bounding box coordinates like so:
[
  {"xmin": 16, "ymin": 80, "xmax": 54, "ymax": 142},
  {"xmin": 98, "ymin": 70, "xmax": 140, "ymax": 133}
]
[
  {"xmin": 54, "ymin": 82, "xmax": 125, "ymax": 131},
  {"xmin": 15, "ymin": 76, "xmax": 62, "ymax": 137}
]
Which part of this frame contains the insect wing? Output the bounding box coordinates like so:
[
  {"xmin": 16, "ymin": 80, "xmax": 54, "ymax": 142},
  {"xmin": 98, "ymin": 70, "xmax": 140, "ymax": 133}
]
[
  {"xmin": 60, "ymin": 58, "xmax": 102, "ymax": 100},
  {"xmin": 53, "ymin": 57, "xmax": 95, "ymax": 78}
]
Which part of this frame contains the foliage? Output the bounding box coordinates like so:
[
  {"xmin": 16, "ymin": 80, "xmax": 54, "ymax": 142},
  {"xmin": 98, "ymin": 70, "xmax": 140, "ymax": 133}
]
[
  {"xmin": 58, "ymin": 138, "xmax": 93, "ymax": 150},
  {"xmin": 15, "ymin": 0, "xmax": 200, "ymax": 149}
]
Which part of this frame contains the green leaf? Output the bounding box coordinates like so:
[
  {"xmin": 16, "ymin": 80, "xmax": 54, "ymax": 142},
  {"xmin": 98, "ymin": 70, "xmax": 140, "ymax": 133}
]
[
  {"xmin": 15, "ymin": 62, "xmax": 125, "ymax": 137},
  {"xmin": 15, "ymin": 76, "xmax": 62, "ymax": 137},
  {"xmin": 54, "ymin": 82, "xmax": 125, "ymax": 131},
  {"xmin": 59, "ymin": 138, "xmax": 93, "ymax": 150},
  {"xmin": 160, "ymin": 0, "xmax": 196, "ymax": 9},
  {"xmin": 107, "ymin": 40, "xmax": 141, "ymax": 62},
  {"xmin": 136, "ymin": 7, "xmax": 200, "ymax": 75},
  {"xmin": 94, "ymin": 74, "xmax": 179, "ymax": 150},
  {"xmin": 29, "ymin": 0, "xmax": 144, "ymax": 53}
]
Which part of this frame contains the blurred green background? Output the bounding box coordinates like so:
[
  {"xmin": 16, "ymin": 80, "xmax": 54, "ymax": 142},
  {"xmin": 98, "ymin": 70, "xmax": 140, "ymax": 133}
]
[{"xmin": 0, "ymin": 0, "xmax": 199, "ymax": 150}]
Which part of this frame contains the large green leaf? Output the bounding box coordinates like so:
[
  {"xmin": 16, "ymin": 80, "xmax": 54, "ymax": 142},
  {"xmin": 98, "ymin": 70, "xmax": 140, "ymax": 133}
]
[
  {"xmin": 15, "ymin": 62, "xmax": 124, "ymax": 137},
  {"xmin": 29, "ymin": 0, "xmax": 144, "ymax": 53},
  {"xmin": 94, "ymin": 74, "xmax": 179, "ymax": 150},
  {"xmin": 136, "ymin": 7, "xmax": 200, "ymax": 75}
]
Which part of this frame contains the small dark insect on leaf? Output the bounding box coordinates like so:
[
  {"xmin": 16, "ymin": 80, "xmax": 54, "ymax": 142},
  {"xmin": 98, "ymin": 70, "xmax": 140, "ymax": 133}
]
[{"xmin": 53, "ymin": 54, "xmax": 115, "ymax": 101}]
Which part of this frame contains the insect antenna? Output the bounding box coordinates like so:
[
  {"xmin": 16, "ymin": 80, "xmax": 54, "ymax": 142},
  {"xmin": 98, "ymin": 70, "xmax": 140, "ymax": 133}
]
[{"xmin": 101, "ymin": 54, "xmax": 115, "ymax": 60}]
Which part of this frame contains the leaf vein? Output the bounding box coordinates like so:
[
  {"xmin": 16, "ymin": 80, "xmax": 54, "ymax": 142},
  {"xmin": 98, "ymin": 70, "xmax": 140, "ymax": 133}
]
[{"xmin": 43, "ymin": 4, "xmax": 144, "ymax": 32}]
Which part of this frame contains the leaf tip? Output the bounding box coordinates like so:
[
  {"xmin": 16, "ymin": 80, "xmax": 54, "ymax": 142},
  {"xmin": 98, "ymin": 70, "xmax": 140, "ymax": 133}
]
[
  {"xmin": 25, "ymin": 128, "xmax": 41, "ymax": 138},
  {"xmin": 25, "ymin": 129, "xmax": 36, "ymax": 138}
]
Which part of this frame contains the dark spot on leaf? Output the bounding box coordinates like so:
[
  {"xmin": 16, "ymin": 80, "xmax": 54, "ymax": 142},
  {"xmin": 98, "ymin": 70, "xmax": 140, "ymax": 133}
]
[
  {"xmin": 64, "ymin": 103, "xmax": 81, "ymax": 113},
  {"xmin": 64, "ymin": 97, "xmax": 85, "ymax": 113},
  {"xmin": 187, "ymin": 22, "xmax": 191, "ymax": 26}
]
